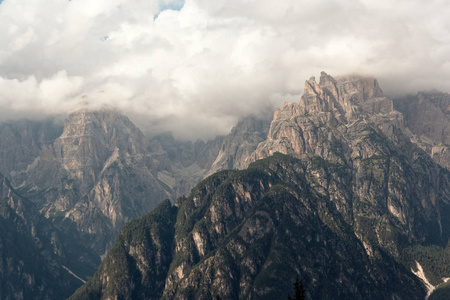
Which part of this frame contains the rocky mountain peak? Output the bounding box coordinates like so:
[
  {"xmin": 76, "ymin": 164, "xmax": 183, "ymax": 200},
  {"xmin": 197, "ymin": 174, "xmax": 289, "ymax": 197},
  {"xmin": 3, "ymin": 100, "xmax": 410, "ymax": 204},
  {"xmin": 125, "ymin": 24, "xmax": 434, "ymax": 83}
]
[
  {"xmin": 299, "ymin": 71, "xmax": 389, "ymax": 118},
  {"xmin": 50, "ymin": 109, "xmax": 146, "ymax": 182},
  {"xmin": 69, "ymin": 73, "xmax": 450, "ymax": 300},
  {"xmin": 300, "ymin": 74, "xmax": 331, "ymax": 114},
  {"xmin": 12, "ymin": 109, "xmax": 171, "ymax": 253},
  {"xmin": 61, "ymin": 109, "xmax": 146, "ymax": 153},
  {"xmin": 250, "ymin": 72, "xmax": 402, "ymax": 166},
  {"xmin": 333, "ymin": 73, "xmax": 384, "ymax": 100}
]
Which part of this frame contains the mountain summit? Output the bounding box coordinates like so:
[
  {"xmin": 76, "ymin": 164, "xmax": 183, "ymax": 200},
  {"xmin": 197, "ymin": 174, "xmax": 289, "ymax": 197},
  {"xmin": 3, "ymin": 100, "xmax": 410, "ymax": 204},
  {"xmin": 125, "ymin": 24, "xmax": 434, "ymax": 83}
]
[
  {"xmin": 70, "ymin": 72, "xmax": 450, "ymax": 299},
  {"xmin": 14, "ymin": 110, "xmax": 169, "ymax": 252}
]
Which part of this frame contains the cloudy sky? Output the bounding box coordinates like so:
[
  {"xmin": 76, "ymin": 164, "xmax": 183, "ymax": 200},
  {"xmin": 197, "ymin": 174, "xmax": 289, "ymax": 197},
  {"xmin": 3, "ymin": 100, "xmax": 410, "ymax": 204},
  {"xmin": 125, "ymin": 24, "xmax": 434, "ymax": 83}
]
[{"xmin": 1, "ymin": 0, "xmax": 450, "ymax": 139}]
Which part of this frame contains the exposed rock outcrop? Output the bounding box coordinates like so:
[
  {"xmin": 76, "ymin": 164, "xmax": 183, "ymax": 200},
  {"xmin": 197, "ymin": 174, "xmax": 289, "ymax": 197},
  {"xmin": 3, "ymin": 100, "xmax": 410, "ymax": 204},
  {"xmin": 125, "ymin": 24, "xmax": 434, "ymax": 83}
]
[
  {"xmin": 394, "ymin": 91, "xmax": 450, "ymax": 170},
  {"xmin": 0, "ymin": 172, "xmax": 99, "ymax": 299},
  {"xmin": 207, "ymin": 116, "xmax": 271, "ymax": 176},
  {"xmin": 0, "ymin": 119, "xmax": 63, "ymax": 187},
  {"xmin": 17, "ymin": 110, "xmax": 169, "ymax": 252},
  {"xmin": 71, "ymin": 153, "xmax": 436, "ymax": 300},
  {"xmin": 251, "ymin": 72, "xmax": 401, "ymax": 164},
  {"xmin": 71, "ymin": 72, "xmax": 450, "ymax": 300}
]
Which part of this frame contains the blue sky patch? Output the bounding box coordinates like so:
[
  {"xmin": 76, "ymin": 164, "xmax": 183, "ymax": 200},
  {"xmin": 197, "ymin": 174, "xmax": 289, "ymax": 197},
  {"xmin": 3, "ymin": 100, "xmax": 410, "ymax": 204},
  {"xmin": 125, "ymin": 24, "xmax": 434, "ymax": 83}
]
[{"xmin": 154, "ymin": 0, "xmax": 184, "ymax": 19}]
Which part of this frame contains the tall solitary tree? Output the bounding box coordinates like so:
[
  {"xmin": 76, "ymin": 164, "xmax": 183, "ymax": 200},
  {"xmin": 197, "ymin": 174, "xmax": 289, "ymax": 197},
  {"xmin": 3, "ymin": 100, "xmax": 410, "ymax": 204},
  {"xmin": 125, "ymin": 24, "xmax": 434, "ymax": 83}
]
[{"xmin": 288, "ymin": 277, "xmax": 306, "ymax": 300}]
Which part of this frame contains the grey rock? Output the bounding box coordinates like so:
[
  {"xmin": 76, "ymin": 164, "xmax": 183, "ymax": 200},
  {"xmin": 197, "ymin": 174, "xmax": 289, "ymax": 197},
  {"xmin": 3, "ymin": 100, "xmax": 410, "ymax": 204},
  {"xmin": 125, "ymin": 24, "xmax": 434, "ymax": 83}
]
[
  {"xmin": 207, "ymin": 115, "xmax": 271, "ymax": 175},
  {"xmin": 394, "ymin": 91, "xmax": 450, "ymax": 169}
]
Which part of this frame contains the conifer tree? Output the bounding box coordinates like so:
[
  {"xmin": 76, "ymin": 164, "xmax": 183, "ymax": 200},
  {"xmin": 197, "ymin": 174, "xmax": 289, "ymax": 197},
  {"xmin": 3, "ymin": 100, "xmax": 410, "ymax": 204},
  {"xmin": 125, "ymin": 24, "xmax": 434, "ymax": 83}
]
[{"xmin": 287, "ymin": 277, "xmax": 306, "ymax": 300}]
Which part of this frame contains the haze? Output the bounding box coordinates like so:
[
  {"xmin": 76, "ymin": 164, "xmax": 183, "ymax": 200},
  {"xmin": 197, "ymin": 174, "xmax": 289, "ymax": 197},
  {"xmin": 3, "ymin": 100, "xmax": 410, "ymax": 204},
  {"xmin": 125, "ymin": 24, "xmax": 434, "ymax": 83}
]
[{"xmin": 1, "ymin": 0, "xmax": 449, "ymax": 140}]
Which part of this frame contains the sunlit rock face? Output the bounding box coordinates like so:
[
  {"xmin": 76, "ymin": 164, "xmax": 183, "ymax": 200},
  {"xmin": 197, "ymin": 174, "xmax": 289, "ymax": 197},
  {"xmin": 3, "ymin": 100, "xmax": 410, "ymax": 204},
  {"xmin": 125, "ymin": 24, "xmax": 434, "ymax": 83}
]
[
  {"xmin": 251, "ymin": 72, "xmax": 400, "ymax": 164},
  {"xmin": 70, "ymin": 73, "xmax": 450, "ymax": 300}
]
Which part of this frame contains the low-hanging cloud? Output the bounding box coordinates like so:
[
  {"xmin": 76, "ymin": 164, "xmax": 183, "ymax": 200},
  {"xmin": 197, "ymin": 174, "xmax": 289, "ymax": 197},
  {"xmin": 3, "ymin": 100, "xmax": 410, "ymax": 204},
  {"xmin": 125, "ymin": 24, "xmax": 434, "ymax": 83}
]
[{"xmin": 1, "ymin": 0, "xmax": 450, "ymax": 140}]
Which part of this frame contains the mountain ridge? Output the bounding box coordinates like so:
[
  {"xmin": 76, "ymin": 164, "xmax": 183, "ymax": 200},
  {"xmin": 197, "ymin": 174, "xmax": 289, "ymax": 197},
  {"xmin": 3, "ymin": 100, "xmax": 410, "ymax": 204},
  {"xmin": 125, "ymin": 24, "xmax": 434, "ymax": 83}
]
[{"xmin": 69, "ymin": 72, "xmax": 450, "ymax": 299}]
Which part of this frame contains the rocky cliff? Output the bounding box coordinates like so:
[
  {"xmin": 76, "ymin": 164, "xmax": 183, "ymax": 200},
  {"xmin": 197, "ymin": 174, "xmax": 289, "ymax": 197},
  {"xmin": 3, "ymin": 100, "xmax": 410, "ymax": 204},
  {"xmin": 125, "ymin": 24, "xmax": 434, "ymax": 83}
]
[
  {"xmin": 70, "ymin": 73, "xmax": 450, "ymax": 299},
  {"xmin": 0, "ymin": 173, "xmax": 99, "ymax": 299},
  {"xmin": 251, "ymin": 72, "xmax": 402, "ymax": 164},
  {"xmin": 0, "ymin": 109, "xmax": 226, "ymax": 254},
  {"xmin": 394, "ymin": 91, "xmax": 450, "ymax": 170},
  {"xmin": 0, "ymin": 110, "xmax": 225, "ymax": 299},
  {"xmin": 0, "ymin": 119, "xmax": 63, "ymax": 187},
  {"xmin": 207, "ymin": 115, "xmax": 271, "ymax": 176},
  {"xmin": 13, "ymin": 110, "xmax": 171, "ymax": 253},
  {"xmin": 70, "ymin": 153, "xmax": 437, "ymax": 299}
]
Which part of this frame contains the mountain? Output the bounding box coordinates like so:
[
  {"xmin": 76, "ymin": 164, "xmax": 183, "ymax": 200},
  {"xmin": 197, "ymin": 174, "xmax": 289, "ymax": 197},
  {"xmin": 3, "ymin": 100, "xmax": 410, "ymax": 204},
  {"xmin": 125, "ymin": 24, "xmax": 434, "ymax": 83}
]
[
  {"xmin": 10, "ymin": 110, "xmax": 171, "ymax": 253},
  {"xmin": 0, "ymin": 110, "xmax": 227, "ymax": 299},
  {"xmin": 251, "ymin": 72, "xmax": 402, "ymax": 163},
  {"xmin": 70, "ymin": 153, "xmax": 429, "ymax": 299},
  {"xmin": 147, "ymin": 133, "xmax": 224, "ymax": 198},
  {"xmin": 71, "ymin": 72, "xmax": 450, "ymax": 299},
  {"xmin": 207, "ymin": 115, "xmax": 271, "ymax": 176},
  {"xmin": 0, "ymin": 111, "xmax": 227, "ymax": 254},
  {"xmin": 0, "ymin": 119, "xmax": 63, "ymax": 187},
  {"xmin": 0, "ymin": 172, "xmax": 99, "ymax": 299},
  {"xmin": 394, "ymin": 90, "xmax": 450, "ymax": 169}
]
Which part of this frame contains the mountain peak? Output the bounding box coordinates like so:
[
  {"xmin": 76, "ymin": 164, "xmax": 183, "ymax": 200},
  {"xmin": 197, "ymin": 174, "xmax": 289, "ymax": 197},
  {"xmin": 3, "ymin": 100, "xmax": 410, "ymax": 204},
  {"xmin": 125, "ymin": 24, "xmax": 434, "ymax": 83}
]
[{"xmin": 299, "ymin": 72, "xmax": 390, "ymax": 118}]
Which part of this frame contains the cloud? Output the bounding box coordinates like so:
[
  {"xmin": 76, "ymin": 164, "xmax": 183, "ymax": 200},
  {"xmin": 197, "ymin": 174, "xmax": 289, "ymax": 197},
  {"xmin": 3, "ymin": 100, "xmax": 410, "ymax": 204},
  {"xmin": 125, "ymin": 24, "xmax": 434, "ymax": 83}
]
[{"xmin": 0, "ymin": 0, "xmax": 450, "ymax": 139}]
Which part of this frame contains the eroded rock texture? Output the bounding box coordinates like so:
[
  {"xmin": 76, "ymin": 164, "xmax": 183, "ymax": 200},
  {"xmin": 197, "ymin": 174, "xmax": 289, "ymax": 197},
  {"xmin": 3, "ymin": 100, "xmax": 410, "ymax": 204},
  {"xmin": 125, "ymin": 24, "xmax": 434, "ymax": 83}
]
[{"xmin": 71, "ymin": 73, "xmax": 450, "ymax": 300}]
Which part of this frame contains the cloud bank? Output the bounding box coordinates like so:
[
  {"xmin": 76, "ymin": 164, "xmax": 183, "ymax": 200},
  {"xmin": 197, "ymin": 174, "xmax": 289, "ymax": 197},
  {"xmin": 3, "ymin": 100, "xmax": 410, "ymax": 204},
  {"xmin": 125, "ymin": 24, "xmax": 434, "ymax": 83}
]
[{"xmin": 1, "ymin": 0, "xmax": 450, "ymax": 139}]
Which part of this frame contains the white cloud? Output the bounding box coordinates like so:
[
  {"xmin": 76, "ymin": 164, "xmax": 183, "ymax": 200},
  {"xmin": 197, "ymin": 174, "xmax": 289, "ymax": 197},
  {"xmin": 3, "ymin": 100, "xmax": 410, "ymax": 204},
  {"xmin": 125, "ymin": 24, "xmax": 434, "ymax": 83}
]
[{"xmin": 0, "ymin": 0, "xmax": 450, "ymax": 139}]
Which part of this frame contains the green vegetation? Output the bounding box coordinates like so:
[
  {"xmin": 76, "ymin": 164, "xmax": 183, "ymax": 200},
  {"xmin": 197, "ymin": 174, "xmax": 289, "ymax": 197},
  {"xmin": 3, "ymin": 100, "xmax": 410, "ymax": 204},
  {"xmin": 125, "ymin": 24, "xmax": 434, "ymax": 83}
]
[
  {"xmin": 287, "ymin": 277, "xmax": 306, "ymax": 300},
  {"xmin": 402, "ymin": 244, "xmax": 450, "ymax": 285},
  {"xmin": 71, "ymin": 149, "xmax": 437, "ymax": 299},
  {"xmin": 69, "ymin": 199, "xmax": 177, "ymax": 300},
  {"xmin": 430, "ymin": 281, "xmax": 450, "ymax": 300}
]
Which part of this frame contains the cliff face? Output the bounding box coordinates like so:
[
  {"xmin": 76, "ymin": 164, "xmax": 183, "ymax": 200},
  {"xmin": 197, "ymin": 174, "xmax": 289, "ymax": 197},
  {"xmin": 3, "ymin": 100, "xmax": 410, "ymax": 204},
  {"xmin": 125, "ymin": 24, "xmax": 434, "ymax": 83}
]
[
  {"xmin": 71, "ymin": 153, "xmax": 441, "ymax": 299},
  {"xmin": 71, "ymin": 73, "xmax": 450, "ymax": 299},
  {"xmin": 0, "ymin": 173, "xmax": 99, "ymax": 300},
  {"xmin": 0, "ymin": 110, "xmax": 224, "ymax": 299},
  {"xmin": 0, "ymin": 119, "xmax": 63, "ymax": 187},
  {"xmin": 0, "ymin": 110, "xmax": 224, "ymax": 255},
  {"xmin": 247, "ymin": 72, "xmax": 450, "ymax": 258},
  {"xmin": 394, "ymin": 91, "xmax": 450, "ymax": 170},
  {"xmin": 207, "ymin": 116, "xmax": 271, "ymax": 176},
  {"xmin": 251, "ymin": 72, "xmax": 401, "ymax": 164},
  {"xmin": 14, "ymin": 110, "xmax": 169, "ymax": 252}
]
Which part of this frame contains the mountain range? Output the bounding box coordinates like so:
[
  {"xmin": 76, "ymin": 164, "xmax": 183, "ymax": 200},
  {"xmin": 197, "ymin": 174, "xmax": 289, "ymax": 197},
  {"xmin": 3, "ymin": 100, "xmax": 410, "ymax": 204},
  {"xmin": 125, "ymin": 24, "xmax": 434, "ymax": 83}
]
[{"xmin": 2, "ymin": 72, "xmax": 450, "ymax": 299}]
